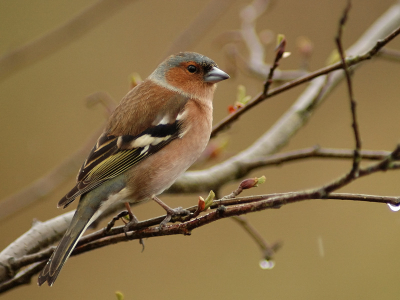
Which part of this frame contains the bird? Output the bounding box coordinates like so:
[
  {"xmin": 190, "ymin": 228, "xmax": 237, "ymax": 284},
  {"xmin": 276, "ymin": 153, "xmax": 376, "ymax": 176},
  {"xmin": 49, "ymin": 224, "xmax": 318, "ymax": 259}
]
[{"xmin": 37, "ymin": 52, "xmax": 229, "ymax": 286}]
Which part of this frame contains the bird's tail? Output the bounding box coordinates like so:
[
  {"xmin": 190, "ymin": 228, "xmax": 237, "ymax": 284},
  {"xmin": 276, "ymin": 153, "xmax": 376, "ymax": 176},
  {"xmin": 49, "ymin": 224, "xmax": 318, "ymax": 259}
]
[{"xmin": 37, "ymin": 194, "xmax": 98, "ymax": 286}]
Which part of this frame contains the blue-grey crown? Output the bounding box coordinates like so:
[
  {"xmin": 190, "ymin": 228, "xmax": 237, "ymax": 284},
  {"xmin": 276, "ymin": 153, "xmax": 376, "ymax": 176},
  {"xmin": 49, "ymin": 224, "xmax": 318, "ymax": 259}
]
[{"xmin": 150, "ymin": 52, "xmax": 217, "ymax": 80}]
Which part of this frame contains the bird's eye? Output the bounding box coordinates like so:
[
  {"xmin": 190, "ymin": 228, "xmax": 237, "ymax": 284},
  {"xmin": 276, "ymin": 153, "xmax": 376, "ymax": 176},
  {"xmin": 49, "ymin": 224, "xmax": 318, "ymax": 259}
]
[{"xmin": 187, "ymin": 65, "xmax": 197, "ymax": 73}]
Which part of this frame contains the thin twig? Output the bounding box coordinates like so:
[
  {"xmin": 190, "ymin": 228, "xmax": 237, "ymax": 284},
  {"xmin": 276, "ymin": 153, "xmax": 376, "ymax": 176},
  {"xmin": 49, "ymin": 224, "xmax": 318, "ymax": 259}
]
[
  {"xmin": 231, "ymin": 216, "xmax": 281, "ymax": 261},
  {"xmin": 222, "ymin": 177, "xmax": 265, "ymax": 199},
  {"xmin": 245, "ymin": 147, "xmax": 391, "ymax": 167},
  {"xmin": 263, "ymin": 37, "xmax": 286, "ymax": 95},
  {"xmin": 335, "ymin": 0, "xmax": 362, "ymax": 176}
]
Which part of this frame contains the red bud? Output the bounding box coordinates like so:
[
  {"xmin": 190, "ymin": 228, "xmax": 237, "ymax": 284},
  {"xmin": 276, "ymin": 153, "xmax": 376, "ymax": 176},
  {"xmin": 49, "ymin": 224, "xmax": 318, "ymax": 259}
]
[
  {"xmin": 198, "ymin": 196, "xmax": 206, "ymax": 211},
  {"xmin": 240, "ymin": 178, "xmax": 258, "ymax": 190},
  {"xmin": 228, "ymin": 105, "xmax": 236, "ymax": 114}
]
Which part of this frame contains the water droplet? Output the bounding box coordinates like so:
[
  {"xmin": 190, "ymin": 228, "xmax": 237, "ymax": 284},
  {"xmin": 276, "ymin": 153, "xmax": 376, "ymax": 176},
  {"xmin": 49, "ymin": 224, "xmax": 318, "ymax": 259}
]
[
  {"xmin": 388, "ymin": 203, "xmax": 400, "ymax": 212},
  {"xmin": 259, "ymin": 259, "xmax": 275, "ymax": 270}
]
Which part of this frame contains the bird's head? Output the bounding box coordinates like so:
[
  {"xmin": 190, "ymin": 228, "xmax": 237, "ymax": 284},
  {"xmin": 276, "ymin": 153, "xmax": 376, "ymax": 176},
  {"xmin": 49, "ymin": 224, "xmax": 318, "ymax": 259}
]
[{"xmin": 149, "ymin": 52, "xmax": 229, "ymax": 100}]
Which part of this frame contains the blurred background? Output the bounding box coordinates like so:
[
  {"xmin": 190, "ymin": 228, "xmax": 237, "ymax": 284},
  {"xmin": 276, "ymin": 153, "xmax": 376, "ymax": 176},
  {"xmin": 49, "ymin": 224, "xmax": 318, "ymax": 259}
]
[{"xmin": 1, "ymin": 0, "xmax": 400, "ymax": 299}]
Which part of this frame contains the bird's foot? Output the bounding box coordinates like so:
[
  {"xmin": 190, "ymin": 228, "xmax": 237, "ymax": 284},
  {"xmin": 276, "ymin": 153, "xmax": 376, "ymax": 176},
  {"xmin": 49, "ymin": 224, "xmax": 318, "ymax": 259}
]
[
  {"xmin": 152, "ymin": 195, "xmax": 190, "ymax": 228},
  {"xmin": 106, "ymin": 210, "xmax": 130, "ymax": 232},
  {"xmin": 123, "ymin": 202, "xmax": 139, "ymax": 237}
]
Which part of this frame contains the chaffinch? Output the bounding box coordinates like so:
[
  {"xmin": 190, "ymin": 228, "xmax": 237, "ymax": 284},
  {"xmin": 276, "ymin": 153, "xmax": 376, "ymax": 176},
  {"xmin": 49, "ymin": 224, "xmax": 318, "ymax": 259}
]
[{"xmin": 37, "ymin": 52, "xmax": 229, "ymax": 286}]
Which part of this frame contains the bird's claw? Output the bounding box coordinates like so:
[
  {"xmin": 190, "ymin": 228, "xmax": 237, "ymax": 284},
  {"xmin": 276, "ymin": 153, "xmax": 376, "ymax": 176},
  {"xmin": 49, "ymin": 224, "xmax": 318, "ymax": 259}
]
[
  {"xmin": 159, "ymin": 207, "xmax": 190, "ymax": 229},
  {"xmin": 123, "ymin": 212, "xmax": 139, "ymax": 238}
]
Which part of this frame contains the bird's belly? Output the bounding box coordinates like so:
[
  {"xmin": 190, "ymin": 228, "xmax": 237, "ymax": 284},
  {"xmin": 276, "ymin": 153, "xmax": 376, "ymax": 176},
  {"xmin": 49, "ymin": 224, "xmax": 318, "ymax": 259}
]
[{"xmin": 125, "ymin": 132, "xmax": 209, "ymax": 203}]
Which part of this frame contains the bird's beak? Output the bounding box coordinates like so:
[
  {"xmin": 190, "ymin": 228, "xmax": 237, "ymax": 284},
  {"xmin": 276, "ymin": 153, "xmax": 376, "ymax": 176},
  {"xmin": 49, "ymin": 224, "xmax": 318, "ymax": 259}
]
[{"xmin": 204, "ymin": 67, "xmax": 230, "ymax": 83}]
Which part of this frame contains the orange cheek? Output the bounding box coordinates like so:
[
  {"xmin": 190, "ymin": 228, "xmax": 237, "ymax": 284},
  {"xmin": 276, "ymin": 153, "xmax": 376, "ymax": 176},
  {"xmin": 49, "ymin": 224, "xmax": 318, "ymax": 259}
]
[
  {"xmin": 165, "ymin": 68, "xmax": 188, "ymax": 88},
  {"xmin": 165, "ymin": 68, "xmax": 203, "ymax": 93}
]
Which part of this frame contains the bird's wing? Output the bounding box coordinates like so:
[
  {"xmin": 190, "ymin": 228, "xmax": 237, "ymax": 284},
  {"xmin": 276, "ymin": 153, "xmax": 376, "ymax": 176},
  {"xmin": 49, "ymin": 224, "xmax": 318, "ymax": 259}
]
[{"xmin": 58, "ymin": 117, "xmax": 183, "ymax": 208}]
